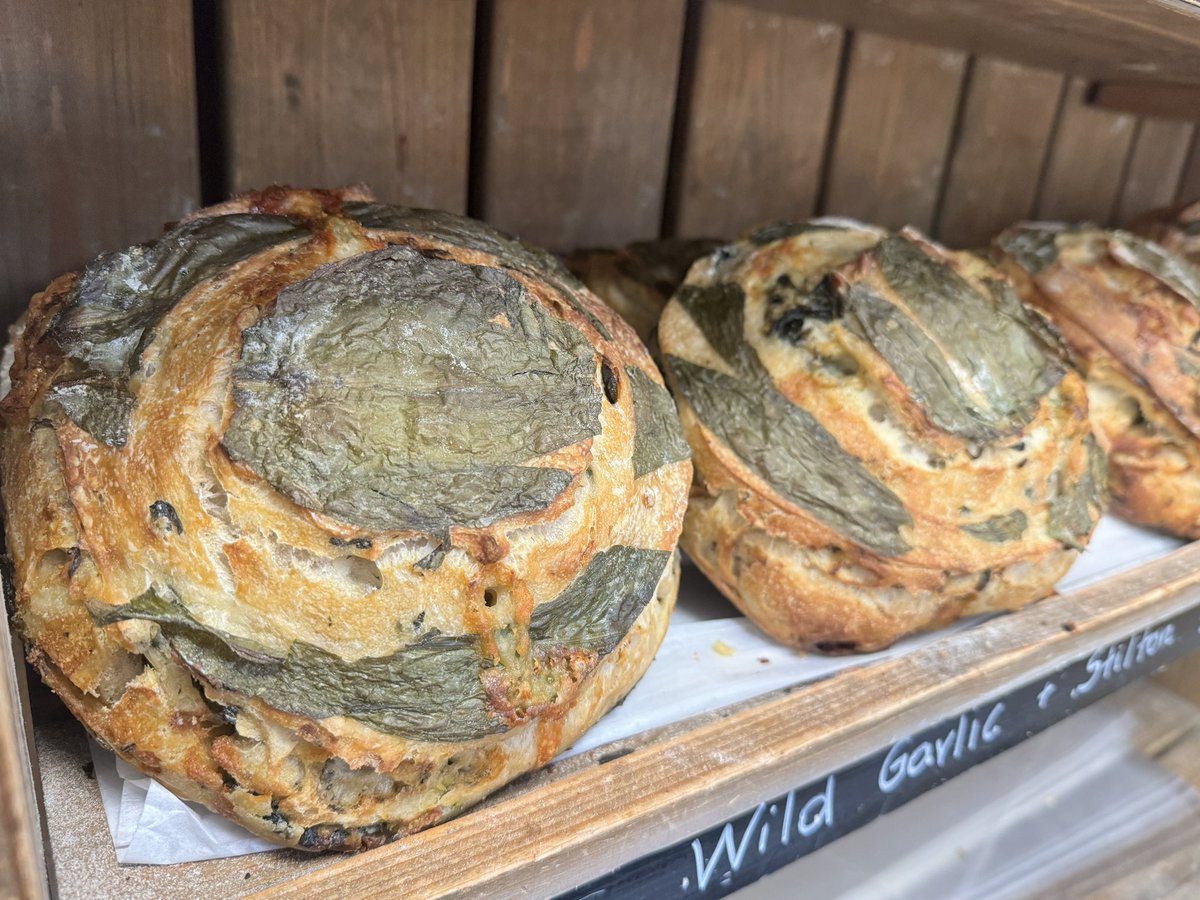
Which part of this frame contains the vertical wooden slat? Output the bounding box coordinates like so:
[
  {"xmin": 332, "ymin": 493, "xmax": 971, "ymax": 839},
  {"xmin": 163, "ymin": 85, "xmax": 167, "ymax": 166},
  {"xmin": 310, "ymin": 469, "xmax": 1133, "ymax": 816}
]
[
  {"xmin": 0, "ymin": 0, "xmax": 200, "ymax": 324},
  {"xmin": 1036, "ymin": 77, "xmax": 1138, "ymax": 223},
  {"xmin": 1113, "ymin": 118, "xmax": 1195, "ymax": 223},
  {"xmin": 935, "ymin": 58, "xmax": 1064, "ymax": 247},
  {"xmin": 477, "ymin": 0, "xmax": 687, "ymax": 250},
  {"xmin": 668, "ymin": 1, "xmax": 843, "ymax": 239},
  {"xmin": 222, "ymin": 0, "xmax": 475, "ymax": 213},
  {"xmin": 1175, "ymin": 135, "xmax": 1200, "ymax": 204},
  {"xmin": 0, "ymin": 610, "xmax": 48, "ymax": 898},
  {"xmin": 823, "ymin": 33, "xmax": 966, "ymax": 232}
]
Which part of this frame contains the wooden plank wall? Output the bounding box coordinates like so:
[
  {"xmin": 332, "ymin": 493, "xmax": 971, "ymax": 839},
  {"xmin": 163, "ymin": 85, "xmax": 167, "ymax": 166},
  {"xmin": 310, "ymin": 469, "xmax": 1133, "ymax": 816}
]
[
  {"xmin": 2, "ymin": 0, "xmax": 1199, "ymax": 324},
  {"xmin": 0, "ymin": 0, "xmax": 200, "ymax": 326}
]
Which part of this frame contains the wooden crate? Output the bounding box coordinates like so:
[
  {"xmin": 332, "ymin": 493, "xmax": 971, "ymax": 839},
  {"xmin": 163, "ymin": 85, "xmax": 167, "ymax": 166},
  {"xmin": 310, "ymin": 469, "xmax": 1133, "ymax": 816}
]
[{"xmin": 4, "ymin": 1, "xmax": 1200, "ymax": 896}]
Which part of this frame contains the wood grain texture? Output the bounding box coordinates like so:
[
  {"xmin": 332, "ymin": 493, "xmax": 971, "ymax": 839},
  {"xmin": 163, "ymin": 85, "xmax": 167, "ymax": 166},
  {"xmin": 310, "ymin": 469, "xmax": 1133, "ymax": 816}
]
[
  {"xmin": 740, "ymin": 0, "xmax": 1200, "ymax": 85},
  {"xmin": 1029, "ymin": 683, "xmax": 1200, "ymax": 899},
  {"xmin": 1176, "ymin": 133, "xmax": 1200, "ymax": 202},
  {"xmin": 0, "ymin": 613, "xmax": 49, "ymax": 898},
  {"xmin": 1037, "ymin": 78, "xmax": 1138, "ymax": 223},
  {"xmin": 823, "ymin": 33, "xmax": 965, "ymax": 232},
  {"xmin": 476, "ymin": 0, "xmax": 687, "ymax": 250},
  {"xmin": 668, "ymin": 1, "xmax": 843, "ymax": 239},
  {"xmin": 264, "ymin": 542, "xmax": 1200, "ymax": 900},
  {"xmin": 0, "ymin": 0, "xmax": 199, "ymax": 327},
  {"xmin": 1114, "ymin": 118, "xmax": 1196, "ymax": 224},
  {"xmin": 936, "ymin": 59, "xmax": 1065, "ymax": 247},
  {"xmin": 222, "ymin": 0, "xmax": 475, "ymax": 213},
  {"xmin": 1092, "ymin": 81, "xmax": 1200, "ymax": 119},
  {"xmin": 1154, "ymin": 650, "xmax": 1200, "ymax": 707},
  {"xmin": 1036, "ymin": 78, "xmax": 1137, "ymax": 224}
]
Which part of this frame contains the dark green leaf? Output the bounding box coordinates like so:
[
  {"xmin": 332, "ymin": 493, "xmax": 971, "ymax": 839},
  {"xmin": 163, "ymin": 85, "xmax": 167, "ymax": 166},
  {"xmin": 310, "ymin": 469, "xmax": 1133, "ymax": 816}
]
[
  {"xmin": 961, "ymin": 510, "xmax": 1028, "ymax": 543},
  {"xmin": 47, "ymin": 214, "xmax": 305, "ymax": 446},
  {"xmin": 995, "ymin": 225, "xmax": 1064, "ymax": 273},
  {"xmin": 47, "ymin": 374, "xmax": 136, "ymax": 447},
  {"xmin": 854, "ymin": 235, "xmax": 1064, "ymax": 441},
  {"xmin": 673, "ymin": 282, "xmax": 759, "ymax": 372},
  {"xmin": 666, "ymin": 355, "xmax": 912, "ymax": 556},
  {"xmin": 93, "ymin": 544, "xmax": 672, "ymax": 741},
  {"xmin": 626, "ymin": 366, "xmax": 690, "ymax": 479},
  {"xmin": 1048, "ymin": 434, "xmax": 1106, "ymax": 550},
  {"xmin": 224, "ymin": 245, "xmax": 602, "ymax": 534},
  {"xmin": 95, "ymin": 588, "xmax": 498, "ymax": 741},
  {"xmin": 529, "ymin": 546, "xmax": 671, "ymax": 655},
  {"xmin": 344, "ymin": 201, "xmax": 613, "ymax": 340}
]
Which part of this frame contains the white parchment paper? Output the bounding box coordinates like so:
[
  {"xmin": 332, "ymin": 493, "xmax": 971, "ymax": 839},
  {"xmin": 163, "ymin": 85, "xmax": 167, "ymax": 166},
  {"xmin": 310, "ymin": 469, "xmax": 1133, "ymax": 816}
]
[{"xmin": 89, "ymin": 514, "xmax": 1183, "ymax": 864}]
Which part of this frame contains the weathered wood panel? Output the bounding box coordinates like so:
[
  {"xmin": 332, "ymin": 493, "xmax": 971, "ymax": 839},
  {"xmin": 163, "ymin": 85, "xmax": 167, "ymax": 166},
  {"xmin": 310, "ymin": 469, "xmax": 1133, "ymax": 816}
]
[
  {"xmin": 824, "ymin": 33, "xmax": 966, "ymax": 232},
  {"xmin": 668, "ymin": 1, "xmax": 843, "ymax": 239},
  {"xmin": 476, "ymin": 0, "xmax": 687, "ymax": 249},
  {"xmin": 0, "ymin": 0, "xmax": 200, "ymax": 325},
  {"xmin": 936, "ymin": 59, "xmax": 1064, "ymax": 247},
  {"xmin": 741, "ymin": 0, "xmax": 1200, "ymax": 86},
  {"xmin": 1092, "ymin": 81, "xmax": 1200, "ymax": 120},
  {"xmin": 1036, "ymin": 78, "xmax": 1138, "ymax": 223},
  {"xmin": 222, "ymin": 0, "xmax": 475, "ymax": 213},
  {"xmin": 1114, "ymin": 118, "xmax": 1195, "ymax": 223},
  {"xmin": 1176, "ymin": 133, "xmax": 1200, "ymax": 203}
]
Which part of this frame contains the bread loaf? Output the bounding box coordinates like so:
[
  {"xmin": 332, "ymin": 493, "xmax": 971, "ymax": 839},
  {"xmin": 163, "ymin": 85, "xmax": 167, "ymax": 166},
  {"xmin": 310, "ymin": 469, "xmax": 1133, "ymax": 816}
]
[
  {"xmin": 996, "ymin": 223, "xmax": 1200, "ymax": 538},
  {"xmin": 0, "ymin": 186, "xmax": 691, "ymax": 850},
  {"xmin": 660, "ymin": 220, "xmax": 1103, "ymax": 652}
]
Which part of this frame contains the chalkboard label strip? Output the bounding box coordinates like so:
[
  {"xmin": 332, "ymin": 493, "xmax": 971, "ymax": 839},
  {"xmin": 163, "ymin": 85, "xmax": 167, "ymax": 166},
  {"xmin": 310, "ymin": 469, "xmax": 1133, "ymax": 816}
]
[{"xmin": 560, "ymin": 606, "xmax": 1200, "ymax": 899}]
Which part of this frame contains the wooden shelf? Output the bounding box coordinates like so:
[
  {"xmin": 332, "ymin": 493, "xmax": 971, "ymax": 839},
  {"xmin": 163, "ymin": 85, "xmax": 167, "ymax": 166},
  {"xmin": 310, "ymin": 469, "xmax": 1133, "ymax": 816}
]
[
  {"xmin": 16, "ymin": 541, "xmax": 1200, "ymax": 899},
  {"xmin": 741, "ymin": 0, "xmax": 1200, "ymax": 86}
]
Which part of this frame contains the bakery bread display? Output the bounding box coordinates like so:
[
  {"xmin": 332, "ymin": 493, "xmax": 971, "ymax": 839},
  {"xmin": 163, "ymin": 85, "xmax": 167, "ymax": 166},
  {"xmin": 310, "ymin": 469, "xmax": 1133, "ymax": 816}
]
[
  {"xmin": 0, "ymin": 185, "xmax": 691, "ymax": 851},
  {"xmin": 995, "ymin": 223, "xmax": 1200, "ymax": 538},
  {"xmin": 1131, "ymin": 199, "xmax": 1200, "ymax": 265},
  {"xmin": 566, "ymin": 238, "xmax": 720, "ymax": 350},
  {"xmin": 659, "ymin": 220, "xmax": 1104, "ymax": 652}
]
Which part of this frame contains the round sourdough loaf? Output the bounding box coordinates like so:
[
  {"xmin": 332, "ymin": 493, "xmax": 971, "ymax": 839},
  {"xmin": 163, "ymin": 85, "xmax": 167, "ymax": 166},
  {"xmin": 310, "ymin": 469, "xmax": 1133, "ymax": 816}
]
[
  {"xmin": 659, "ymin": 220, "xmax": 1104, "ymax": 653},
  {"xmin": 995, "ymin": 223, "xmax": 1200, "ymax": 539},
  {"xmin": 0, "ymin": 186, "xmax": 690, "ymax": 850}
]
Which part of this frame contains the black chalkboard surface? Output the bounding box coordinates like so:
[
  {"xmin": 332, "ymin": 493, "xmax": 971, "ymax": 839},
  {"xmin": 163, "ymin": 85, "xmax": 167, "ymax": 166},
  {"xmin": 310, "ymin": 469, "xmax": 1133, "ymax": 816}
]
[{"xmin": 561, "ymin": 606, "xmax": 1200, "ymax": 899}]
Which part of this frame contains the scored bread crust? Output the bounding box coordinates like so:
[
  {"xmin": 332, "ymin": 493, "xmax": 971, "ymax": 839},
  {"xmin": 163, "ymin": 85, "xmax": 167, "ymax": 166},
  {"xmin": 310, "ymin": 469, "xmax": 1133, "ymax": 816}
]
[
  {"xmin": 660, "ymin": 222, "xmax": 1102, "ymax": 653},
  {"xmin": 995, "ymin": 224, "xmax": 1200, "ymax": 539},
  {"xmin": 1, "ymin": 186, "xmax": 690, "ymax": 850}
]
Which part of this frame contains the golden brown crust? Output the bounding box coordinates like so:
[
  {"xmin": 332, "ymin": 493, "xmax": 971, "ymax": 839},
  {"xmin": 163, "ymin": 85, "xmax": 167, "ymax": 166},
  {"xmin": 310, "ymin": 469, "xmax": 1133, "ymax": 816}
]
[
  {"xmin": 661, "ymin": 222, "xmax": 1101, "ymax": 652},
  {"xmin": 1, "ymin": 186, "xmax": 690, "ymax": 850},
  {"xmin": 995, "ymin": 224, "xmax": 1200, "ymax": 539}
]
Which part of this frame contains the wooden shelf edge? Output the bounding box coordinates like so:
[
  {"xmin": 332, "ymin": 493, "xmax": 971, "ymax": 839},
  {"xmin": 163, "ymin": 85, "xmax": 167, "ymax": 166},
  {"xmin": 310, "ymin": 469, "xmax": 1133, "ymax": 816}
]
[
  {"xmin": 1089, "ymin": 80, "xmax": 1200, "ymax": 119},
  {"xmin": 733, "ymin": 0, "xmax": 1200, "ymax": 88},
  {"xmin": 262, "ymin": 543, "xmax": 1200, "ymax": 900},
  {"xmin": 0, "ymin": 607, "xmax": 50, "ymax": 899}
]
